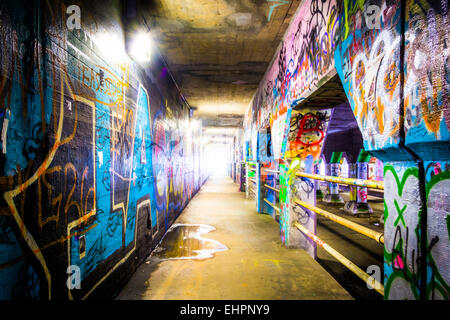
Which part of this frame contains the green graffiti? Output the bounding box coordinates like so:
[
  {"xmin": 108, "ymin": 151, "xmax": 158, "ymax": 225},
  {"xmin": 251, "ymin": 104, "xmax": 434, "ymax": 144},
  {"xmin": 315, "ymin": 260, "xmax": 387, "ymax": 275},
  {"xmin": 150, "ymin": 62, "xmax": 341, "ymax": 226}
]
[
  {"xmin": 424, "ymin": 169, "xmax": 450, "ymax": 297},
  {"xmin": 286, "ymin": 158, "xmax": 301, "ymax": 185},
  {"xmin": 383, "ymin": 164, "xmax": 419, "ymax": 260},
  {"xmin": 279, "ymin": 164, "xmax": 288, "ymax": 203},
  {"xmin": 343, "ymin": 0, "xmax": 365, "ymax": 39},
  {"xmin": 425, "ymin": 169, "xmax": 450, "ymax": 242},
  {"xmin": 330, "ymin": 152, "xmax": 343, "ymax": 164},
  {"xmin": 384, "ymin": 272, "xmax": 420, "ymax": 300},
  {"xmin": 384, "ymin": 164, "xmax": 420, "ymax": 299},
  {"xmin": 425, "ymin": 169, "xmax": 450, "ymax": 199},
  {"xmin": 383, "ymin": 165, "xmax": 419, "ymax": 197},
  {"xmin": 384, "ymin": 165, "xmax": 450, "ymax": 299},
  {"xmin": 393, "ymin": 199, "xmax": 407, "ymax": 227},
  {"xmin": 357, "ymin": 149, "xmax": 372, "ymax": 163}
]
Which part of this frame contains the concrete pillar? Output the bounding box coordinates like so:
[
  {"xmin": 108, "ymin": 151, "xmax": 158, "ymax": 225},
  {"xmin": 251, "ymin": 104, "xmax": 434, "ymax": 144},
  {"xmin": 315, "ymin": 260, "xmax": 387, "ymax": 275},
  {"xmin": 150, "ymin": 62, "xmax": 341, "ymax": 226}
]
[
  {"xmin": 323, "ymin": 152, "xmax": 344, "ymax": 204},
  {"xmin": 279, "ymin": 163, "xmax": 298, "ymax": 248},
  {"xmin": 239, "ymin": 162, "xmax": 245, "ymax": 192},
  {"xmin": 314, "ymin": 162, "xmax": 324, "ymax": 201},
  {"xmin": 355, "ymin": 152, "xmax": 373, "ymax": 212},
  {"xmin": 294, "ymin": 159, "xmax": 317, "ymax": 258},
  {"xmin": 344, "ymin": 150, "xmax": 373, "ymax": 215},
  {"xmin": 260, "ymin": 165, "xmax": 277, "ymax": 218},
  {"xmin": 245, "ymin": 162, "xmax": 249, "ymax": 198},
  {"xmin": 343, "ymin": 162, "xmax": 357, "ymax": 213},
  {"xmin": 255, "ymin": 162, "xmax": 261, "ymax": 213},
  {"xmin": 380, "ymin": 156, "xmax": 449, "ymax": 301},
  {"xmin": 232, "ymin": 162, "xmax": 235, "ymax": 181},
  {"xmin": 279, "ymin": 161, "xmax": 317, "ymax": 258}
]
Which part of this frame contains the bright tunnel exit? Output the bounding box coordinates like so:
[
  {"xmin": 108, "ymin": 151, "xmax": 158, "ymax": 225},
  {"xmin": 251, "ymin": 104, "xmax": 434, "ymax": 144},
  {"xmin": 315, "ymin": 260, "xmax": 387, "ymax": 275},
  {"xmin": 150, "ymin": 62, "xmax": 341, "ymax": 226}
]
[{"xmin": 204, "ymin": 143, "xmax": 231, "ymax": 177}]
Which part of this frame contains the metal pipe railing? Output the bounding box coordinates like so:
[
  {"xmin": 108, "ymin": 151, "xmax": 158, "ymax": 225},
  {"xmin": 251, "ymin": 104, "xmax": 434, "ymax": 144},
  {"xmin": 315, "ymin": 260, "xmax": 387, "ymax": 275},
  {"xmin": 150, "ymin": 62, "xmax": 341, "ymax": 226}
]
[
  {"xmin": 249, "ymin": 178, "xmax": 257, "ymax": 183},
  {"xmin": 263, "ymin": 169, "xmax": 280, "ymax": 174},
  {"xmin": 368, "ymin": 187, "xmax": 384, "ymax": 193},
  {"xmin": 263, "ymin": 184, "xmax": 280, "ymax": 193},
  {"xmin": 295, "ymin": 171, "xmax": 384, "ymax": 190},
  {"xmin": 263, "ymin": 198, "xmax": 281, "ymax": 213},
  {"xmin": 294, "ymin": 221, "xmax": 384, "ymax": 296},
  {"xmin": 293, "ymin": 198, "xmax": 384, "ymax": 244}
]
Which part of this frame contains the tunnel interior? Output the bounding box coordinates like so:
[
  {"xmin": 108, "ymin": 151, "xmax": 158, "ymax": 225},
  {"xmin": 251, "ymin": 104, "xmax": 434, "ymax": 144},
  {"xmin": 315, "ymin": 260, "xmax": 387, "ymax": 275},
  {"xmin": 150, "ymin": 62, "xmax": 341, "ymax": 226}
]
[{"xmin": 0, "ymin": 0, "xmax": 448, "ymax": 302}]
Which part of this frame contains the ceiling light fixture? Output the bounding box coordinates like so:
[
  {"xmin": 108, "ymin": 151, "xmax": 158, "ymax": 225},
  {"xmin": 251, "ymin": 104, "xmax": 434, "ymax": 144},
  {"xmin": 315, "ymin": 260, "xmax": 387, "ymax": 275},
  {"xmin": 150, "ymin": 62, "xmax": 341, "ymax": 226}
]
[{"xmin": 129, "ymin": 31, "xmax": 153, "ymax": 63}]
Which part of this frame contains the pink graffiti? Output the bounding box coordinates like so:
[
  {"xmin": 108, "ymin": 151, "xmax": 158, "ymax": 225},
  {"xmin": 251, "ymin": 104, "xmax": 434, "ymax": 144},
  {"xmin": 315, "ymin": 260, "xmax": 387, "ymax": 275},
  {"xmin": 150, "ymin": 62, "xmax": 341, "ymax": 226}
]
[
  {"xmin": 358, "ymin": 189, "xmax": 367, "ymax": 201},
  {"xmin": 433, "ymin": 163, "xmax": 442, "ymax": 175},
  {"xmin": 393, "ymin": 255, "xmax": 404, "ymax": 270}
]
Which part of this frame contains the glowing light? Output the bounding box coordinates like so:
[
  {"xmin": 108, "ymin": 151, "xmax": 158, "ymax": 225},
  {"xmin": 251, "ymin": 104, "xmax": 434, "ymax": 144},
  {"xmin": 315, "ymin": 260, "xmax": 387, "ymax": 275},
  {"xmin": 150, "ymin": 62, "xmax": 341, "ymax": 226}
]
[
  {"xmin": 129, "ymin": 31, "xmax": 153, "ymax": 62},
  {"xmin": 205, "ymin": 144, "xmax": 231, "ymax": 177},
  {"xmin": 92, "ymin": 32, "xmax": 128, "ymax": 63},
  {"xmin": 190, "ymin": 120, "xmax": 202, "ymax": 130}
]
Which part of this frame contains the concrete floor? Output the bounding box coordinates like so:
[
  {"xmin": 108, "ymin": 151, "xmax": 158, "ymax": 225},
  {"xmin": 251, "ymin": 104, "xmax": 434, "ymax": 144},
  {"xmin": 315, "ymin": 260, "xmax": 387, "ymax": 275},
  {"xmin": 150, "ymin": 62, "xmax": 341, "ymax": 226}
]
[{"xmin": 117, "ymin": 176, "xmax": 352, "ymax": 300}]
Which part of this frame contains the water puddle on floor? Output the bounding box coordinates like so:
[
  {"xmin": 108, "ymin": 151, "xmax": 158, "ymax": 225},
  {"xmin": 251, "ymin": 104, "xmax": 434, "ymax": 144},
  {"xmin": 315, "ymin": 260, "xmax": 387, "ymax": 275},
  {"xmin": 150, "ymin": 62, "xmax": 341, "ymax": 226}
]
[{"xmin": 151, "ymin": 224, "xmax": 228, "ymax": 261}]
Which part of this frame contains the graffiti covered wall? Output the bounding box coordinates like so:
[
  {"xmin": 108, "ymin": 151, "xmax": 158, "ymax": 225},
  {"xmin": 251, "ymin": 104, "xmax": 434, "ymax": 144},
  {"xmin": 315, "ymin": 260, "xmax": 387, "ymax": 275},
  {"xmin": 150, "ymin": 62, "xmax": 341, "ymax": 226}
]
[
  {"xmin": 335, "ymin": 0, "xmax": 450, "ymax": 300},
  {"xmin": 244, "ymin": 0, "xmax": 449, "ymax": 299},
  {"xmin": 0, "ymin": 0, "xmax": 205, "ymax": 300},
  {"xmin": 245, "ymin": 0, "xmax": 339, "ymax": 160}
]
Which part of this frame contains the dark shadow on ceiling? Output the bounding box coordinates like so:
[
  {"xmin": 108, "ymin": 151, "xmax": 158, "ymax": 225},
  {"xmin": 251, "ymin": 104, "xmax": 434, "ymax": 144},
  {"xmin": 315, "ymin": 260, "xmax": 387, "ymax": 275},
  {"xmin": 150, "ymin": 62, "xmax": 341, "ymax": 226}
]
[{"xmin": 292, "ymin": 73, "xmax": 349, "ymax": 110}]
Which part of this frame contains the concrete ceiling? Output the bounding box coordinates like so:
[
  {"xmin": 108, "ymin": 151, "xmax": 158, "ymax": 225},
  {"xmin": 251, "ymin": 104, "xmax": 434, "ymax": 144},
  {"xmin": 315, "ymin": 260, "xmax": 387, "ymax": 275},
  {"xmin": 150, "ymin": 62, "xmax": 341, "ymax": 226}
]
[
  {"xmin": 143, "ymin": 0, "xmax": 302, "ymax": 128},
  {"xmin": 292, "ymin": 74, "xmax": 348, "ymax": 110}
]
